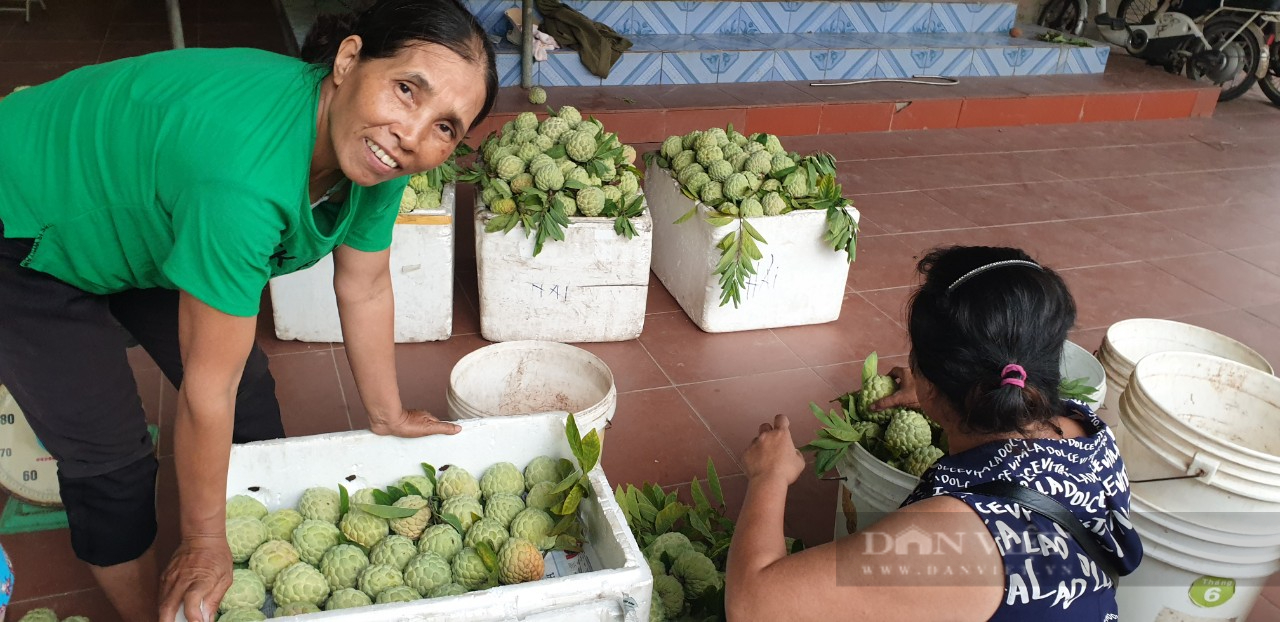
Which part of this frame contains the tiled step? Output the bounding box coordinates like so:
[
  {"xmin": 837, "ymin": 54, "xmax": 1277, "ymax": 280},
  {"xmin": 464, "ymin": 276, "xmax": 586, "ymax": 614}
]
[
  {"xmin": 464, "ymin": 0, "xmax": 1018, "ymax": 36},
  {"xmin": 467, "ymin": 55, "xmax": 1218, "ymax": 146},
  {"xmin": 494, "ymin": 29, "xmax": 1111, "ymax": 86}
]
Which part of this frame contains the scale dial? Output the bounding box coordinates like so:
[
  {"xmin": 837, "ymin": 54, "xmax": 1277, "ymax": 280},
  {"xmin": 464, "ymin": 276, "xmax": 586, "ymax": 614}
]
[{"xmin": 0, "ymin": 385, "xmax": 62, "ymax": 507}]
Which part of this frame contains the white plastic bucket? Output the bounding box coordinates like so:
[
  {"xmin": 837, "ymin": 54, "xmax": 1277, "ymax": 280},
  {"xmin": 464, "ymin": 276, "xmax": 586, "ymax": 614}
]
[
  {"xmin": 1116, "ymin": 351, "xmax": 1280, "ymax": 621},
  {"xmin": 1061, "ymin": 339, "xmax": 1107, "ymax": 412},
  {"xmin": 447, "ymin": 341, "xmax": 617, "ymax": 434},
  {"xmin": 1099, "ymin": 318, "xmax": 1273, "ymax": 427},
  {"xmin": 834, "ymin": 442, "xmax": 919, "ymax": 535}
]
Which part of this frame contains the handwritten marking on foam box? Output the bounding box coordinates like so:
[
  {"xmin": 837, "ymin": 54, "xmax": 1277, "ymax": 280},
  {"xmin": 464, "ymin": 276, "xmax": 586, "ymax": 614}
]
[{"xmin": 529, "ymin": 283, "xmax": 572, "ymax": 302}]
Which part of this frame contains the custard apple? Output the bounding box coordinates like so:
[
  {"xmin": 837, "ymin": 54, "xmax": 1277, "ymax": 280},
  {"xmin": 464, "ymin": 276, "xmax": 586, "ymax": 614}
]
[
  {"xmin": 292, "ymin": 519, "xmax": 341, "ymax": 566},
  {"xmin": 740, "ymin": 196, "xmax": 764, "ymax": 218},
  {"xmin": 497, "ymin": 538, "xmax": 544, "ymax": 585},
  {"xmin": 645, "ymin": 532, "xmax": 695, "ymax": 568},
  {"xmin": 557, "ymin": 105, "xmax": 582, "ymax": 125},
  {"xmin": 685, "ymin": 172, "xmax": 711, "ymax": 196},
  {"xmin": 524, "ymin": 481, "xmax": 563, "ymax": 512},
  {"xmin": 325, "ymin": 587, "xmax": 372, "ymax": 610},
  {"xmin": 527, "ymin": 86, "xmax": 547, "ymax": 104},
  {"xmin": 227, "ymin": 518, "xmax": 269, "ymax": 563},
  {"xmin": 529, "ymin": 153, "xmax": 556, "ymax": 175},
  {"xmin": 408, "ymin": 174, "xmax": 434, "ymax": 194},
  {"xmin": 418, "ymin": 524, "xmax": 464, "ymax": 561},
  {"xmin": 661, "ymin": 135, "xmax": 684, "ymax": 160},
  {"xmin": 762, "ymin": 192, "xmax": 786, "ymax": 216},
  {"xmin": 671, "ymin": 150, "xmax": 696, "ymax": 172},
  {"xmin": 745, "ymin": 151, "xmax": 772, "ymax": 175},
  {"xmin": 403, "ymin": 552, "xmax": 453, "ymax": 595},
  {"xmin": 598, "ymin": 159, "xmax": 617, "ymax": 182},
  {"xmin": 576, "ymin": 119, "xmax": 602, "ymax": 137},
  {"xmin": 622, "ymin": 144, "xmax": 637, "ymax": 165},
  {"xmin": 358, "ymin": 563, "xmax": 404, "ymax": 599},
  {"xmin": 490, "ymin": 197, "xmax": 517, "ymax": 215},
  {"xmin": 558, "ymin": 194, "xmax": 578, "ymax": 217},
  {"xmin": 696, "ymin": 145, "xmax": 724, "ymax": 167},
  {"xmin": 540, "ymin": 116, "xmax": 571, "ymax": 141},
  {"xmin": 719, "ymin": 201, "xmax": 739, "ymax": 216},
  {"xmin": 217, "ymin": 610, "xmax": 266, "ymax": 622},
  {"xmin": 763, "ymin": 134, "xmax": 784, "ymax": 154},
  {"xmin": 677, "ymin": 163, "xmax": 704, "ymax": 186},
  {"xmin": 428, "ymin": 582, "xmax": 470, "ymax": 597},
  {"xmin": 671, "ymin": 551, "xmax": 721, "ymax": 598},
  {"xmin": 522, "ymin": 456, "xmax": 563, "ymax": 490},
  {"xmin": 681, "ymin": 131, "xmax": 702, "ymax": 150},
  {"xmin": 249, "ymin": 539, "xmax": 300, "ymax": 588},
  {"xmin": 274, "ymin": 601, "xmax": 321, "ymax": 616},
  {"xmin": 437, "ymin": 466, "xmax": 481, "ymax": 500},
  {"xmin": 516, "ymin": 142, "xmax": 541, "ymax": 163},
  {"xmin": 464, "ymin": 517, "xmax": 510, "ymax": 552},
  {"xmin": 576, "ymin": 186, "xmax": 605, "ymax": 217},
  {"xmin": 852, "ymin": 420, "xmax": 884, "ymax": 441},
  {"xmin": 452, "ymin": 548, "xmax": 495, "ymax": 590},
  {"xmin": 761, "ymin": 178, "xmax": 781, "ymax": 193},
  {"xmin": 534, "ymin": 162, "xmax": 565, "ymax": 192},
  {"xmin": 722, "ymin": 141, "xmax": 744, "ymax": 159},
  {"xmin": 483, "ymin": 493, "xmax": 526, "ymax": 528},
  {"xmin": 514, "ymin": 111, "xmax": 539, "ymax": 132},
  {"xmin": 272, "ymin": 562, "xmax": 330, "ymax": 607},
  {"xmin": 510, "ymin": 172, "xmax": 535, "ymax": 194},
  {"xmin": 618, "ymin": 171, "xmax": 639, "ymax": 198},
  {"xmin": 495, "ymin": 155, "xmax": 525, "ymax": 181},
  {"xmin": 319, "ymin": 543, "xmax": 369, "ymax": 591},
  {"xmin": 724, "ymin": 173, "xmax": 752, "ymax": 201},
  {"xmin": 509, "ymin": 508, "xmax": 555, "ymax": 550},
  {"xmin": 263, "ymin": 510, "xmax": 305, "ymax": 543},
  {"xmin": 602, "ymin": 184, "xmax": 622, "ymax": 205},
  {"xmin": 375, "ymin": 585, "xmax": 421, "ymax": 604},
  {"xmin": 707, "ymin": 159, "xmax": 734, "ymax": 183},
  {"xmin": 566, "ymin": 166, "xmax": 592, "ymax": 186},
  {"xmin": 649, "ymin": 597, "xmax": 667, "ymax": 622},
  {"xmin": 441, "ymin": 495, "xmax": 484, "ymax": 532},
  {"xmin": 729, "ymin": 151, "xmax": 751, "ymax": 172},
  {"xmin": 350, "ymin": 488, "xmax": 379, "ymax": 507},
  {"xmin": 297, "ymin": 488, "xmax": 341, "ymax": 524},
  {"xmin": 515, "ymin": 128, "xmax": 539, "ymax": 146},
  {"xmin": 395, "ymin": 476, "xmax": 432, "ymax": 499},
  {"xmin": 885, "ymin": 410, "xmax": 933, "ymax": 457},
  {"xmin": 226, "ymin": 495, "xmax": 268, "ymax": 521},
  {"xmin": 17, "ymin": 609, "xmax": 57, "ymax": 622},
  {"xmin": 218, "ymin": 569, "xmax": 265, "ymax": 613},
  {"xmin": 653, "ymin": 573, "xmax": 685, "ymax": 616},
  {"xmin": 370, "ymin": 535, "xmax": 418, "ymax": 572},
  {"xmin": 783, "ymin": 170, "xmax": 810, "ymax": 198},
  {"xmin": 62, "ymin": 618, "xmax": 91, "ymax": 622},
  {"xmin": 565, "ymin": 131, "xmax": 597, "ymax": 163},
  {"xmin": 904, "ymin": 445, "xmax": 945, "ymax": 477},
  {"xmin": 389, "ymin": 495, "xmax": 432, "ymax": 540},
  {"xmin": 400, "ymin": 187, "xmax": 418, "ymax": 212},
  {"xmin": 340, "ymin": 509, "xmax": 388, "ymax": 549}
]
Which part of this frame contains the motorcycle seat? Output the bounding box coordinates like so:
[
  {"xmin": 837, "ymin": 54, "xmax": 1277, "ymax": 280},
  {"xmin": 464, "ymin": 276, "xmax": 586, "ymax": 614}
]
[{"xmin": 1221, "ymin": 0, "xmax": 1280, "ymax": 11}]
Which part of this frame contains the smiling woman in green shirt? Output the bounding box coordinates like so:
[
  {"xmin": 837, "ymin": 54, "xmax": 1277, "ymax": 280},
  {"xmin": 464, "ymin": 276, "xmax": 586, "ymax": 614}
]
[{"xmin": 0, "ymin": 1, "xmax": 496, "ymax": 620}]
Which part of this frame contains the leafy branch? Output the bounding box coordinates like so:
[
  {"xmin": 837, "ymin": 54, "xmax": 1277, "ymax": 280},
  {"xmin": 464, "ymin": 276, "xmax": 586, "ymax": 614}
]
[{"xmin": 711, "ymin": 217, "xmax": 766, "ymax": 308}]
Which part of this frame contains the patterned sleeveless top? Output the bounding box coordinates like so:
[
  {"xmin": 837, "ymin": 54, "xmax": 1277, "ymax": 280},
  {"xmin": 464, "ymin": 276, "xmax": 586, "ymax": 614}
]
[{"xmin": 902, "ymin": 403, "xmax": 1144, "ymax": 621}]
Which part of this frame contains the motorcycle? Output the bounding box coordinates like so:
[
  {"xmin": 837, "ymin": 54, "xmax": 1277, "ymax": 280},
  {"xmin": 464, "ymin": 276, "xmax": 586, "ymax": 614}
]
[{"xmin": 1257, "ymin": 23, "xmax": 1280, "ymax": 103}]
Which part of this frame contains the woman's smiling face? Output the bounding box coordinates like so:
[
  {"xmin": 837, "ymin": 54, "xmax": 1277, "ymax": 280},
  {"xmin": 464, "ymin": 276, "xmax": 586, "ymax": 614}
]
[{"xmin": 327, "ymin": 36, "xmax": 487, "ymax": 186}]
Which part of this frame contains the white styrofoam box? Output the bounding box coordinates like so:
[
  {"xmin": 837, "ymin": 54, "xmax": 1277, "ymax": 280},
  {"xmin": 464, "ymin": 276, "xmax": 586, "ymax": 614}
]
[
  {"xmin": 269, "ymin": 184, "xmax": 456, "ymax": 343},
  {"xmin": 474, "ymin": 198, "xmax": 652, "ymax": 343},
  {"xmin": 224, "ymin": 412, "xmax": 652, "ymax": 622},
  {"xmin": 643, "ymin": 167, "xmax": 860, "ymax": 333}
]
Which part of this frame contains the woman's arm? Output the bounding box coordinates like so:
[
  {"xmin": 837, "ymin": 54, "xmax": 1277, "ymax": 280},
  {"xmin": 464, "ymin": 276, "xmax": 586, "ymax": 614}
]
[
  {"xmin": 725, "ymin": 416, "xmax": 1004, "ymax": 622},
  {"xmin": 332, "ymin": 244, "xmax": 458, "ymax": 437},
  {"xmin": 158, "ymin": 292, "xmax": 256, "ymax": 622}
]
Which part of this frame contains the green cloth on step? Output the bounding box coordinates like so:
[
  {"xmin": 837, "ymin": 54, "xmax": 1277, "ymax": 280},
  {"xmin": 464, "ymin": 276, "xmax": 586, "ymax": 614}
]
[{"xmin": 534, "ymin": 0, "xmax": 632, "ymax": 79}]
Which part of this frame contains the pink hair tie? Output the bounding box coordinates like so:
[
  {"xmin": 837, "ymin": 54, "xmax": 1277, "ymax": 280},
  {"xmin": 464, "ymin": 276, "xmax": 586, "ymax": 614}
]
[{"xmin": 1001, "ymin": 364, "xmax": 1027, "ymax": 389}]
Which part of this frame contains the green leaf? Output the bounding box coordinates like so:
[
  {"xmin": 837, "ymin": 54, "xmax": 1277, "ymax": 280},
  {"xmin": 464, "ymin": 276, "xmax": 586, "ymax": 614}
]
[
  {"xmin": 862, "ymin": 352, "xmax": 879, "ymax": 388},
  {"xmin": 371, "ymin": 490, "xmax": 392, "ymax": 506},
  {"xmin": 441, "ymin": 513, "xmax": 465, "ymax": 535},
  {"xmin": 690, "ymin": 477, "xmax": 710, "ymax": 511},
  {"xmin": 551, "ymin": 470, "xmax": 581, "ymax": 496},
  {"xmin": 384, "ymin": 486, "xmax": 407, "ymax": 504},
  {"xmin": 741, "ymin": 219, "xmax": 767, "ymax": 244},
  {"xmin": 705, "ymin": 216, "xmax": 734, "ymax": 228},
  {"xmin": 740, "ymin": 230, "xmax": 763, "ymax": 261},
  {"xmin": 805, "ymin": 437, "xmax": 850, "ymax": 451},
  {"xmin": 554, "ymin": 534, "xmax": 584, "ymax": 553},
  {"xmin": 557, "ymin": 483, "xmax": 586, "ymax": 515},
  {"xmin": 339, "ymin": 484, "xmax": 350, "ymax": 517},
  {"xmin": 401, "ymin": 481, "xmax": 423, "ymax": 498},
  {"xmin": 421, "ymin": 463, "xmax": 437, "ymax": 488},
  {"xmin": 550, "ymin": 510, "xmax": 580, "ymax": 537},
  {"xmin": 475, "ymin": 541, "xmax": 499, "ymax": 574},
  {"xmin": 825, "ymin": 426, "xmax": 864, "ymax": 443},
  {"xmin": 546, "ymin": 144, "xmax": 567, "ymax": 159},
  {"xmin": 654, "ymin": 502, "xmax": 689, "ymax": 534},
  {"xmin": 354, "ymin": 503, "xmax": 420, "ymax": 519},
  {"xmin": 565, "ymin": 414, "xmax": 585, "ymax": 469},
  {"xmin": 707, "ymin": 459, "xmax": 725, "ymax": 507},
  {"xmin": 688, "ymin": 510, "xmax": 714, "ymax": 541},
  {"xmin": 563, "ymin": 179, "xmax": 586, "ymax": 191},
  {"xmin": 675, "ymin": 204, "xmax": 696, "ymax": 225},
  {"xmin": 579, "ymin": 428, "xmax": 602, "ymax": 474},
  {"xmin": 484, "ymin": 213, "xmax": 513, "ymax": 234}
]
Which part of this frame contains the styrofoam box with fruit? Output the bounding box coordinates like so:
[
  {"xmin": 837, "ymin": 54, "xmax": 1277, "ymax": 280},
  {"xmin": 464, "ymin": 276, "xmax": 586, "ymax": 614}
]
[
  {"xmin": 643, "ymin": 128, "xmax": 860, "ymax": 333},
  {"xmin": 212, "ymin": 412, "xmax": 652, "ymax": 621},
  {"xmin": 466, "ymin": 107, "xmax": 652, "ymax": 343}
]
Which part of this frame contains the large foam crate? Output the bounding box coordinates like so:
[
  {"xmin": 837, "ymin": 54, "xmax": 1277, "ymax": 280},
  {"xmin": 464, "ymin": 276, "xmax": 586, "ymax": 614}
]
[
  {"xmin": 225, "ymin": 412, "xmax": 653, "ymax": 621},
  {"xmin": 268, "ymin": 184, "xmax": 456, "ymax": 343},
  {"xmin": 474, "ymin": 198, "xmax": 652, "ymax": 343},
  {"xmin": 644, "ymin": 167, "xmax": 860, "ymax": 333}
]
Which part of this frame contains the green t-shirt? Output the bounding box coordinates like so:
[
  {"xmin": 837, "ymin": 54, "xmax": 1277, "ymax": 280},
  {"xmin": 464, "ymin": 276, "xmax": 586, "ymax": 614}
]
[{"xmin": 0, "ymin": 48, "xmax": 405, "ymax": 317}]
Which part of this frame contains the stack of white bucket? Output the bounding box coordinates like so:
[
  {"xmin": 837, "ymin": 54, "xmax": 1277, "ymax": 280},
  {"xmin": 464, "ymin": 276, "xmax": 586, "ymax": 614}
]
[{"xmin": 1100, "ymin": 319, "xmax": 1278, "ymax": 621}]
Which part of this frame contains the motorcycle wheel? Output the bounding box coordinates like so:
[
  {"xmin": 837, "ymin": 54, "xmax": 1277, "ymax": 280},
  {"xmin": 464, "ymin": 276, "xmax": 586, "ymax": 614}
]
[
  {"xmin": 1037, "ymin": 0, "xmax": 1087, "ymax": 35},
  {"xmin": 1114, "ymin": 0, "xmax": 1162, "ymax": 54},
  {"xmin": 1258, "ymin": 40, "xmax": 1280, "ymax": 106},
  {"xmin": 1185, "ymin": 18, "xmax": 1263, "ymax": 102}
]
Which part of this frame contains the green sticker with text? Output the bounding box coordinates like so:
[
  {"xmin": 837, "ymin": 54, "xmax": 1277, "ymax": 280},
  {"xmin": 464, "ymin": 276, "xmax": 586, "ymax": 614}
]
[{"xmin": 1188, "ymin": 576, "xmax": 1235, "ymax": 608}]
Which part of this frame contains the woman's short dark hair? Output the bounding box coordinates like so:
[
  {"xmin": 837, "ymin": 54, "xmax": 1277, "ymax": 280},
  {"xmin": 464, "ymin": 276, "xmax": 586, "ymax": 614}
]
[
  {"xmin": 300, "ymin": 0, "xmax": 499, "ymax": 131},
  {"xmin": 907, "ymin": 246, "xmax": 1078, "ymax": 436}
]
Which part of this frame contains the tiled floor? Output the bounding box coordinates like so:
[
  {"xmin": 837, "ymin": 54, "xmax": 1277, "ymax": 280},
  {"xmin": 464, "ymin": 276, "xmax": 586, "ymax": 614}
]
[{"xmin": 4, "ymin": 1, "xmax": 1280, "ymax": 620}]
